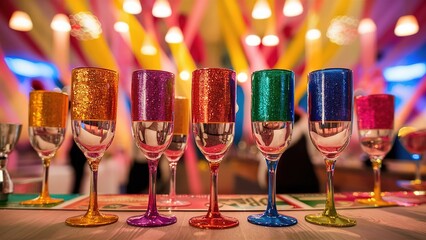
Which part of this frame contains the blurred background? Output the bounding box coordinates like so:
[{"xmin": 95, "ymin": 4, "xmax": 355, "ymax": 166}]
[{"xmin": 0, "ymin": 0, "xmax": 425, "ymax": 195}]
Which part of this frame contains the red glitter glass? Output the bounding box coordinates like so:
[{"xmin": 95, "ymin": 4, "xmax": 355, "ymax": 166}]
[{"xmin": 189, "ymin": 68, "xmax": 238, "ymax": 229}]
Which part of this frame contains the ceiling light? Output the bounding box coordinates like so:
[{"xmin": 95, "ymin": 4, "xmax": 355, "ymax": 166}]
[
  {"xmin": 245, "ymin": 34, "xmax": 261, "ymax": 46},
  {"xmin": 252, "ymin": 0, "xmax": 271, "ymax": 20},
  {"xmin": 152, "ymin": 0, "xmax": 172, "ymax": 18},
  {"xmin": 165, "ymin": 26, "xmax": 183, "ymax": 43},
  {"xmin": 9, "ymin": 11, "xmax": 33, "ymax": 31},
  {"xmin": 51, "ymin": 14, "xmax": 71, "ymax": 32},
  {"xmin": 114, "ymin": 21, "xmax": 129, "ymax": 33},
  {"xmin": 283, "ymin": 0, "xmax": 303, "ymax": 17},
  {"xmin": 262, "ymin": 34, "xmax": 279, "ymax": 46},
  {"xmin": 123, "ymin": 0, "xmax": 142, "ymax": 15},
  {"xmin": 358, "ymin": 18, "xmax": 376, "ymax": 34},
  {"xmin": 394, "ymin": 15, "xmax": 419, "ymax": 37}
]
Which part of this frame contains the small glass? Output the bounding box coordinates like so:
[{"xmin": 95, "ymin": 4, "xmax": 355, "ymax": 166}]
[
  {"xmin": 355, "ymin": 94, "xmax": 397, "ymax": 206},
  {"xmin": 21, "ymin": 91, "xmax": 68, "ymax": 205},
  {"xmin": 248, "ymin": 69, "xmax": 298, "ymax": 227},
  {"xmin": 65, "ymin": 67, "xmax": 119, "ymax": 227},
  {"xmin": 158, "ymin": 97, "xmax": 191, "ymax": 207},
  {"xmin": 398, "ymin": 127, "xmax": 426, "ymax": 190},
  {"xmin": 305, "ymin": 68, "xmax": 356, "ymax": 227},
  {"xmin": 0, "ymin": 123, "xmax": 22, "ymax": 201},
  {"xmin": 126, "ymin": 70, "xmax": 177, "ymax": 227},
  {"xmin": 189, "ymin": 68, "xmax": 239, "ymax": 229}
]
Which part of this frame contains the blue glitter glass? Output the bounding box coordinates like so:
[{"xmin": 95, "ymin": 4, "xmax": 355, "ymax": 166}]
[{"xmin": 308, "ymin": 68, "xmax": 353, "ymax": 121}]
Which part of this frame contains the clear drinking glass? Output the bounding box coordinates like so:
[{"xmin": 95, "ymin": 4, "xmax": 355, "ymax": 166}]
[
  {"xmin": 158, "ymin": 97, "xmax": 191, "ymax": 207},
  {"xmin": 248, "ymin": 69, "xmax": 298, "ymax": 227},
  {"xmin": 398, "ymin": 127, "xmax": 426, "ymax": 190},
  {"xmin": 0, "ymin": 123, "xmax": 22, "ymax": 201},
  {"xmin": 188, "ymin": 68, "xmax": 239, "ymax": 229},
  {"xmin": 355, "ymin": 94, "xmax": 397, "ymax": 206},
  {"xmin": 21, "ymin": 91, "xmax": 68, "ymax": 205},
  {"xmin": 126, "ymin": 70, "xmax": 177, "ymax": 227},
  {"xmin": 65, "ymin": 67, "xmax": 119, "ymax": 227},
  {"xmin": 305, "ymin": 68, "xmax": 356, "ymax": 227}
]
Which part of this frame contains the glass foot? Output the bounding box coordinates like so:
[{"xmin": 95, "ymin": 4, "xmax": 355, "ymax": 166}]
[
  {"xmin": 305, "ymin": 213, "xmax": 356, "ymax": 227},
  {"xmin": 127, "ymin": 213, "xmax": 177, "ymax": 227},
  {"xmin": 189, "ymin": 214, "xmax": 239, "ymax": 229},
  {"xmin": 66, "ymin": 212, "xmax": 118, "ymax": 227},
  {"xmin": 20, "ymin": 195, "xmax": 63, "ymax": 205},
  {"xmin": 397, "ymin": 180, "xmax": 426, "ymax": 191},
  {"xmin": 357, "ymin": 198, "xmax": 398, "ymax": 207},
  {"xmin": 248, "ymin": 213, "xmax": 297, "ymax": 227},
  {"xmin": 158, "ymin": 199, "xmax": 191, "ymax": 207}
]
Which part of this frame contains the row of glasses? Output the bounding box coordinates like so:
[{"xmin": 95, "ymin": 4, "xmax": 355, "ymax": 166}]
[{"xmin": 16, "ymin": 67, "xmax": 410, "ymax": 229}]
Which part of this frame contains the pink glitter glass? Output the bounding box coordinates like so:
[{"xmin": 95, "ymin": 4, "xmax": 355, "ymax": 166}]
[{"xmin": 355, "ymin": 94, "xmax": 394, "ymax": 129}]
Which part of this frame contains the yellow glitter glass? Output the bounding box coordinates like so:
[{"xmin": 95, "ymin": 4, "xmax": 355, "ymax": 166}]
[
  {"xmin": 66, "ymin": 67, "xmax": 119, "ymax": 227},
  {"xmin": 21, "ymin": 91, "xmax": 68, "ymax": 205}
]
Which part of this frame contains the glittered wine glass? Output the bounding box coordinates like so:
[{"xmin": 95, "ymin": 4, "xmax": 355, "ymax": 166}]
[
  {"xmin": 65, "ymin": 67, "xmax": 119, "ymax": 227},
  {"xmin": 397, "ymin": 127, "xmax": 426, "ymax": 190},
  {"xmin": 0, "ymin": 123, "xmax": 22, "ymax": 201},
  {"xmin": 355, "ymin": 94, "xmax": 397, "ymax": 206},
  {"xmin": 248, "ymin": 69, "xmax": 298, "ymax": 227},
  {"xmin": 126, "ymin": 70, "xmax": 177, "ymax": 227},
  {"xmin": 158, "ymin": 97, "xmax": 191, "ymax": 207},
  {"xmin": 21, "ymin": 91, "xmax": 68, "ymax": 205},
  {"xmin": 305, "ymin": 68, "xmax": 356, "ymax": 227},
  {"xmin": 189, "ymin": 68, "xmax": 239, "ymax": 229}
]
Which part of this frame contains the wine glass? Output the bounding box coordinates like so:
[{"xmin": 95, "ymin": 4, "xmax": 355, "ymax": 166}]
[
  {"xmin": 189, "ymin": 68, "xmax": 239, "ymax": 229},
  {"xmin": 21, "ymin": 91, "xmax": 68, "ymax": 205},
  {"xmin": 65, "ymin": 67, "xmax": 119, "ymax": 227},
  {"xmin": 0, "ymin": 123, "xmax": 22, "ymax": 201},
  {"xmin": 126, "ymin": 70, "xmax": 177, "ymax": 227},
  {"xmin": 355, "ymin": 94, "xmax": 397, "ymax": 206},
  {"xmin": 398, "ymin": 127, "xmax": 426, "ymax": 190},
  {"xmin": 158, "ymin": 96, "xmax": 191, "ymax": 207},
  {"xmin": 305, "ymin": 68, "xmax": 356, "ymax": 227},
  {"xmin": 248, "ymin": 69, "xmax": 298, "ymax": 227}
]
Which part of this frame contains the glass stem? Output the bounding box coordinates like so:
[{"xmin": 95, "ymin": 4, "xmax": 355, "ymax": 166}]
[
  {"xmin": 414, "ymin": 159, "xmax": 422, "ymax": 183},
  {"xmin": 207, "ymin": 162, "xmax": 221, "ymax": 218},
  {"xmin": 371, "ymin": 159, "xmax": 383, "ymax": 201},
  {"xmin": 323, "ymin": 159, "xmax": 337, "ymax": 217},
  {"xmin": 146, "ymin": 159, "xmax": 159, "ymax": 216},
  {"xmin": 40, "ymin": 157, "xmax": 52, "ymax": 198},
  {"xmin": 87, "ymin": 157, "xmax": 100, "ymax": 216},
  {"xmin": 168, "ymin": 162, "xmax": 178, "ymax": 202},
  {"xmin": 265, "ymin": 159, "xmax": 279, "ymax": 216}
]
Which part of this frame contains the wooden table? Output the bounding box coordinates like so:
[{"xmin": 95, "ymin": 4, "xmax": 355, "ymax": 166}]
[{"xmin": 1, "ymin": 204, "xmax": 425, "ymax": 239}]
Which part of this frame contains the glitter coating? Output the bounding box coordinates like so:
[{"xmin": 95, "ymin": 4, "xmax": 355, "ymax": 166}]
[
  {"xmin": 251, "ymin": 69, "xmax": 294, "ymax": 122},
  {"xmin": 174, "ymin": 97, "xmax": 190, "ymax": 134},
  {"xmin": 355, "ymin": 94, "xmax": 394, "ymax": 129},
  {"xmin": 29, "ymin": 91, "xmax": 68, "ymax": 128},
  {"xmin": 131, "ymin": 70, "xmax": 174, "ymax": 121},
  {"xmin": 192, "ymin": 68, "xmax": 236, "ymax": 123},
  {"xmin": 308, "ymin": 68, "xmax": 353, "ymax": 121},
  {"xmin": 71, "ymin": 67, "xmax": 118, "ymax": 120}
]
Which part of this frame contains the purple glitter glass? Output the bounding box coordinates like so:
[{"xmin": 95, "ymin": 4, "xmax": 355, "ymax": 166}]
[
  {"xmin": 355, "ymin": 94, "xmax": 394, "ymax": 129},
  {"xmin": 132, "ymin": 70, "xmax": 174, "ymax": 121}
]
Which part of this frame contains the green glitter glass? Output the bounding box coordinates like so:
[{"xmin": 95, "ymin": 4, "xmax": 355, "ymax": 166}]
[{"xmin": 251, "ymin": 69, "xmax": 294, "ymax": 122}]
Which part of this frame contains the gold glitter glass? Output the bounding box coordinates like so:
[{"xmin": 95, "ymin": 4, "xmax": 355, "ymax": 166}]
[
  {"xmin": 21, "ymin": 91, "xmax": 68, "ymax": 205},
  {"xmin": 65, "ymin": 67, "xmax": 119, "ymax": 227}
]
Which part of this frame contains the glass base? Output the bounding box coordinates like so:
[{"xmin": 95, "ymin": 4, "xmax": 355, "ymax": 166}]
[
  {"xmin": 189, "ymin": 214, "xmax": 239, "ymax": 229},
  {"xmin": 305, "ymin": 213, "xmax": 356, "ymax": 227},
  {"xmin": 247, "ymin": 213, "xmax": 297, "ymax": 227},
  {"xmin": 397, "ymin": 180, "xmax": 426, "ymax": 191},
  {"xmin": 158, "ymin": 199, "xmax": 191, "ymax": 207},
  {"xmin": 20, "ymin": 196, "xmax": 63, "ymax": 205},
  {"xmin": 127, "ymin": 213, "xmax": 177, "ymax": 227},
  {"xmin": 65, "ymin": 212, "xmax": 118, "ymax": 227},
  {"xmin": 357, "ymin": 198, "xmax": 398, "ymax": 207}
]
